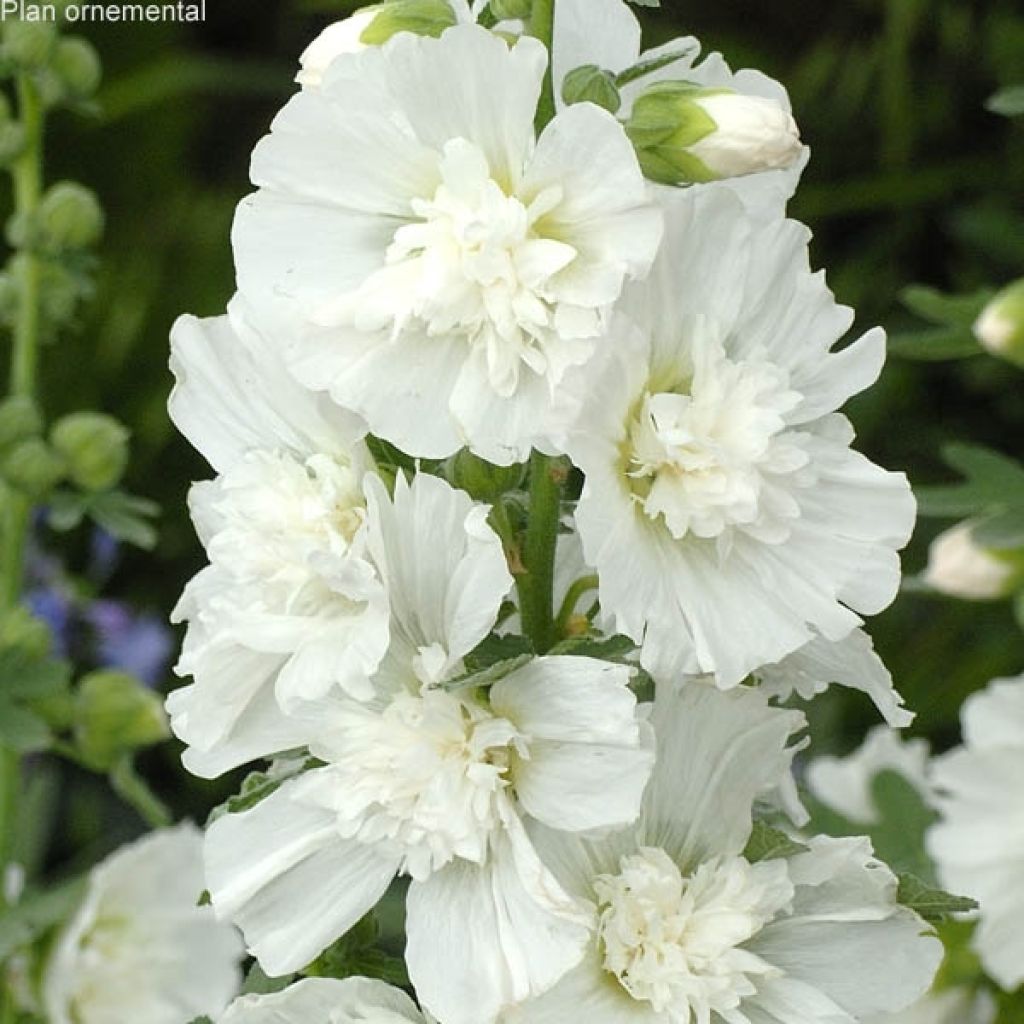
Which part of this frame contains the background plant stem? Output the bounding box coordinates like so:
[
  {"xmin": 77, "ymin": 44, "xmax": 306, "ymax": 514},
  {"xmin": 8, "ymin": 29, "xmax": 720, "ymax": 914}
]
[
  {"xmin": 0, "ymin": 75, "xmax": 46, "ymax": 912},
  {"xmin": 517, "ymin": 452, "xmax": 564, "ymax": 653}
]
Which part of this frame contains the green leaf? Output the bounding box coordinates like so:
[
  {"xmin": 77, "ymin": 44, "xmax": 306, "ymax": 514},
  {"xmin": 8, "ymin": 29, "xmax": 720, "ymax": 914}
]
[
  {"xmin": 970, "ymin": 510, "xmax": 1024, "ymax": 549},
  {"xmin": 46, "ymin": 489, "xmax": 89, "ymax": 532},
  {"xmin": 0, "ymin": 876, "xmax": 87, "ymax": 961},
  {"xmin": 548, "ymin": 632, "xmax": 636, "ymax": 660},
  {"xmin": 0, "ymin": 649, "xmax": 71, "ymax": 700},
  {"xmin": 462, "ymin": 633, "xmax": 534, "ymax": 674},
  {"xmin": 241, "ymin": 962, "xmax": 294, "ymax": 996},
  {"xmin": 0, "ymin": 698, "xmax": 53, "ymax": 753},
  {"xmin": 743, "ymin": 820, "xmax": 809, "ymax": 862},
  {"xmin": 207, "ymin": 754, "xmax": 320, "ymax": 824},
  {"xmin": 615, "ymin": 45, "xmax": 696, "ymax": 87},
  {"xmin": 915, "ymin": 444, "xmax": 1024, "ymax": 518},
  {"xmin": 869, "ymin": 771, "xmax": 938, "ymax": 879},
  {"xmin": 442, "ymin": 653, "xmax": 533, "ymax": 693},
  {"xmin": 986, "ymin": 84, "xmax": 1024, "ymax": 117},
  {"xmin": 899, "ymin": 285, "xmax": 994, "ymax": 327},
  {"xmin": 887, "ymin": 326, "xmax": 981, "ymax": 361},
  {"xmin": 86, "ymin": 491, "xmax": 160, "ymax": 550},
  {"xmin": 305, "ymin": 913, "xmax": 408, "ymax": 986},
  {"xmin": 897, "ymin": 873, "xmax": 978, "ymax": 922}
]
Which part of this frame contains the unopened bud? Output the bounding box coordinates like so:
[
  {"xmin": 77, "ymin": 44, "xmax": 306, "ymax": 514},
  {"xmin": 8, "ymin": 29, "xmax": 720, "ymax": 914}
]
[
  {"xmin": 974, "ymin": 278, "xmax": 1024, "ymax": 369},
  {"xmin": 38, "ymin": 181, "xmax": 104, "ymax": 252},
  {"xmin": 296, "ymin": 8, "xmax": 379, "ymax": 88},
  {"xmin": 1, "ymin": 20, "xmax": 57, "ymax": 68},
  {"xmin": 449, "ymin": 449, "xmax": 525, "ymax": 502},
  {"xmin": 562, "ymin": 65, "xmax": 621, "ymax": 115},
  {"xmin": 0, "ymin": 123, "xmax": 26, "ymax": 167},
  {"xmin": 359, "ymin": 0, "xmax": 457, "ymax": 46},
  {"xmin": 627, "ymin": 82, "xmax": 802, "ymax": 185},
  {"xmin": 74, "ymin": 670, "xmax": 169, "ymax": 771},
  {"xmin": 51, "ymin": 412, "xmax": 129, "ymax": 492},
  {"xmin": 52, "ymin": 37, "xmax": 103, "ymax": 99},
  {"xmin": 1, "ymin": 438, "xmax": 66, "ymax": 498},
  {"xmin": 924, "ymin": 522, "xmax": 1024, "ymax": 600},
  {"xmin": 0, "ymin": 396, "xmax": 42, "ymax": 450}
]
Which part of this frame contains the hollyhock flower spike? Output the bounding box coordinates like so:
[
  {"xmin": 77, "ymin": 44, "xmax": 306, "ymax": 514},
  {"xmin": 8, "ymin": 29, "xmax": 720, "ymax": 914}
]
[
  {"xmin": 166, "ymin": 297, "xmax": 390, "ymax": 778},
  {"xmin": 566, "ymin": 185, "xmax": 916, "ymax": 688},
  {"xmin": 204, "ymin": 472, "xmax": 654, "ymax": 1024},
  {"xmin": 234, "ymin": 23, "xmax": 663, "ymax": 465}
]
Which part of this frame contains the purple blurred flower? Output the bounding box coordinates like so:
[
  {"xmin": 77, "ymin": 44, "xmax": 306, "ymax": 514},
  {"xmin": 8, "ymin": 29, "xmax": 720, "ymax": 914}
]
[{"xmin": 85, "ymin": 600, "xmax": 173, "ymax": 687}]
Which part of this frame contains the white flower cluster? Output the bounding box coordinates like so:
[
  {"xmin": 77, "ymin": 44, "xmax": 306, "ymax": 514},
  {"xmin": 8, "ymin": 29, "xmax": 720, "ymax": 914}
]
[{"xmin": 162, "ymin": 1, "xmax": 948, "ymax": 1021}]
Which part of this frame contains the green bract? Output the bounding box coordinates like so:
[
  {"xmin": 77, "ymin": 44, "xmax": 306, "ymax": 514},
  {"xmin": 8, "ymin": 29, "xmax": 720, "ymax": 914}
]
[
  {"xmin": 562, "ymin": 64, "xmax": 622, "ymax": 114},
  {"xmin": 360, "ymin": 0, "xmax": 458, "ymax": 45}
]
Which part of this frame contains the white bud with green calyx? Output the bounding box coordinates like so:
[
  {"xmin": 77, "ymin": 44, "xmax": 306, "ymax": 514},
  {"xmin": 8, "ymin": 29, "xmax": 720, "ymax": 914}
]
[
  {"xmin": 924, "ymin": 521, "xmax": 1024, "ymax": 601},
  {"xmin": 626, "ymin": 80, "xmax": 802, "ymax": 185},
  {"xmin": 297, "ymin": 1, "xmax": 457, "ymax": 89},
  {"xmin": 974, "ymin": 278, "xmax": 1024, "ymax": 369}
]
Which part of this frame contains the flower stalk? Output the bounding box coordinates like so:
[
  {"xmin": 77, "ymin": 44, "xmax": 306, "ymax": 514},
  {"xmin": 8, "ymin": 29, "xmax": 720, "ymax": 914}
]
[{"xmin": 517, "ymin": 452, "xmax": 565, "ymax": 653}]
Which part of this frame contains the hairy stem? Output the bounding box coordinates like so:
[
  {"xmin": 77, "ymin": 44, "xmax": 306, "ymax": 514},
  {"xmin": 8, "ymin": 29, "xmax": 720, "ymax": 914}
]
[
  {"xmin": 517, "ymin": 452, "xmax": 565, "ymax": 653},
  {"xmin": 530, "ymin": 0, "xmax": 557, "ymax": 130}
]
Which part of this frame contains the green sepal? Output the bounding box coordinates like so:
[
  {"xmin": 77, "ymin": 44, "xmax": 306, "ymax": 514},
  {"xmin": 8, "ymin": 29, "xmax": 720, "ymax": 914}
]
[
  {"xmin": 897, "ymin": 873, "xmax": 978, "ymax": 923},
  {"xmin": 743, "ymin": 820, "xmax": 809, "ymax": 863},
  {"xmin": 562, "ymin": 65, "xmax": 621, "ymax": 114},
  {"xmin": 359, "ymin": 0, "xmax": 458, "ymax": 46}
]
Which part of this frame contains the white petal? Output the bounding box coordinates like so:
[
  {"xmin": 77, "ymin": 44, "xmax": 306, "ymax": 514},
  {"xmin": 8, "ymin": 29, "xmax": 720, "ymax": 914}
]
[
  {"xmin": 756, "ymin": 629, "xmax": 913, "ymax": 728},
  {"xmin": 220, "ymin": 977, "xmax": 426, "ymax": 1024},
  {"xmin": 641, "ymin": 682, "xmax": 806, "ymax": 867},
  {"xmin": 406, "ymin": 818, "xmax": 590, "ymax": 1024},
  {"xmin": 749, "ymin": 836, "xmax": 943, "ymax": 1017},
  {"xmin": 365, "ymin": 472, "xmax": 511, "ymax": 668},
  {"xmin": 205, "ymin": 776, "xmax": 399, "ymax": 975}
]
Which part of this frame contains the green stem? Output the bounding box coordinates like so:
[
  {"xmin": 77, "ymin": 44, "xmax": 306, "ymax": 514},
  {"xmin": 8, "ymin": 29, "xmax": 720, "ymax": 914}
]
[
  {"xmin": 529, "ymin": 0, "xmax": 557, "ymax": 130},
  {"xmin": 2, "ymin": 76, "xmax": 45, "ymax": 612},
  {"xmin": 517, "ymin": 453, "xmax": 564, "ymax": 653},
  {"xmin": 554, "ymin": 573, "xmax": 599, "ymax": 638}
]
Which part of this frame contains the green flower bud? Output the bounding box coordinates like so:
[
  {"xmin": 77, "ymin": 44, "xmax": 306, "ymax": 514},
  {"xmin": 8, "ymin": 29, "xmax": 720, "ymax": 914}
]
[
  {"xmin": 0, "ymin": 122, "xmax": 27, "ymax": 167},
  {"xmin": 38, "ymin": 181, "xmax": 104, "ymax": 252},
  {"xmin": 360, "ymin": 0, "xmax": 457, "ymax": 46},
  {"xmin": 449, "ymin": 448, "xmax": 526, "ymax": 502},
  {"xmin": 38, "ymin": 258, "xmax": 87, "ymax": 327},
  {"xmin": 974, "ymin": 278, "xmax": 1024, "ymax": 369},
  {"xmin": 562, "ymin": 65, "xmax": 621, "ymax": 115},
  {"xmin": 489, "ymin": 0, "xmax": 531, "ymax": 18},
  {"xmin": 0, "ymin": 607, "xmax": 53, "ymax": 659},
  {"xmin": 0, "ymin": 395, "xmax": 42, "ymax": 450},
  {"xmin": 1, "ymin": 437, "xmax": 66, "ymax": 498},
  {"xmin": 1, "ymin": 19, "xmax": 57, "ymax": 68},
  {"xmin": 73, "ymin": 670, "xmax": 170, "ymax": 771},
  {"xmin": 52, "ymin": 37, "xmax": 102, "ymax": 99},
  {"xmin": 51, "ymin": 411, "xmax": 129, "ymax": 492},
  {"xmin": 626, "ymin": 81, "xmax": 802, "ymax": 185}
]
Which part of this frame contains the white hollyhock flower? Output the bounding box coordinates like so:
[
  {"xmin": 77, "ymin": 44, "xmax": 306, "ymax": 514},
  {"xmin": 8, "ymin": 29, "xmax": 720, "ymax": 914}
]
[
  {"xmin": 867, "ymin": 988, "xmax": 996, "ymax": 1024},
  {"xmin": 204, "ymin": 473, "xmax": 654, "ymax": 1024},
  {"xmin": 219, "ymin": 976, "xmax": 430, "ymax": 1024},
  {"xmin": 923, "ymin": 521, "xmax": 1023, "ymax": 600},
  {"xmin": 508, "ymin": 683, "xmax": 943, "ymax": 1024},
  {"xmin": 235, "ymin": 24, "xmax": 662, "ymax": 465},
  {"xmin": 806, "ymin": 725, "xmax": 932, "ymax": 826},
  {"xmin": 566, "ymin": 185, "xmax": 915, "ymax": 688},
  {"xmin": 927, "ymin": 672, "xmax": 1024, "ymax": 991},
  {"xmin": 166, "ymin": 298, "xmax": 390, "ymax": 778},
  {"xmin": 42, "ymin": 825, "xmax": 243, "ymax": 1024},
  {"xmin": 551, "ymin": 0, "xmax": 807, "ymax": 213}
]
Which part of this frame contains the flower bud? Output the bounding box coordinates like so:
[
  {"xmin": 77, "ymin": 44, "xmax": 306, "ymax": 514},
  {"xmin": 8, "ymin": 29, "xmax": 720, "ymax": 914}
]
[
  {"xmin": 38, "ymin": 181, "xmax": 104, "ymax": 252},
  {"xmin": 974, "ymin": 278, "xmax": 1024, "ymax": 369},
  {"xmin": 297, "ymin": 1, "xmax": 456, "ymax": 87},
  {"xmin": 627, "ymin": 82, "xmax": 802, "ymax": 185},
  {"xmin": 0, "ymin": 123, "xmax": 27, "ymax": 168},
  {"xmin": 296, "ymin": 8, "xmax": 380, "ymax": 87},
  {"xmin": 0, "ymin": 607, "xmax": 53, "ymax": 659},
  {"xmin": 51, "ymin": 412, "xmax": 129, "ymax": 492},
  {"xmin": 924, "ymin": 522, "xmax": 1024, "ymax": 600},
  {"xmin": 0, "ymin": 395, "xmax": 42, "ymax": 451},
  {"xmin": 52, "ymin": 37, "xmax": 103, "ymax": 99},
  {"xmin": 1, "ymin": 20, "xmax": 57, "ymax": 69},
  {"xmin": 562, "ymin": 65, "xmax": 621, "ymax": 115},
  {"xmin": 449, "ymin": 449, "xmax": 526, "ymax": 502},
  {"xmin": 73, "ymin": 670, "xmax": 169, "ymax": 771},
  {"xmin": 1, "ymin": 438, "xmax": 66, "ymax": 498}
]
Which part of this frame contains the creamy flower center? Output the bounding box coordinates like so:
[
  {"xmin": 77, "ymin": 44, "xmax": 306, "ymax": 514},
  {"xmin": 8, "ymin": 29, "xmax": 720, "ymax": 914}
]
[
  {"xmin": 321, "ymin": 688, "xmax": 527, "ymax": 880},
  {"xmin": 349, "ymin": 138, "xmax": 589, "ymax": 397},
  {"xmin": 625, "ymin": 322, "xmax": 808, "ymax": 542},
  {"xmin": 206, "ymin": 449, "xmax": 366, "ymax": 607},
  {"xmin": 594, "ymin": 848, "xmax": 793, "ymax": 1023}
]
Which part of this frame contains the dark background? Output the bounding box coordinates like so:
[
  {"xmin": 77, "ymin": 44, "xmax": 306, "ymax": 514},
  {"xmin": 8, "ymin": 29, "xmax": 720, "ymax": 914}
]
[{"xmin": 16, "ymin": 0, "xmax": 1024, "ymax": 841}]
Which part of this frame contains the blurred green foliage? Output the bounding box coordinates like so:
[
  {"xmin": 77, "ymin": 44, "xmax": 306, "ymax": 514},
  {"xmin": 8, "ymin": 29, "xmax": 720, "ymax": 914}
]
[{"xmin": 1, "ymin": 0, "xmax": 1021, "ymax": 846}]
